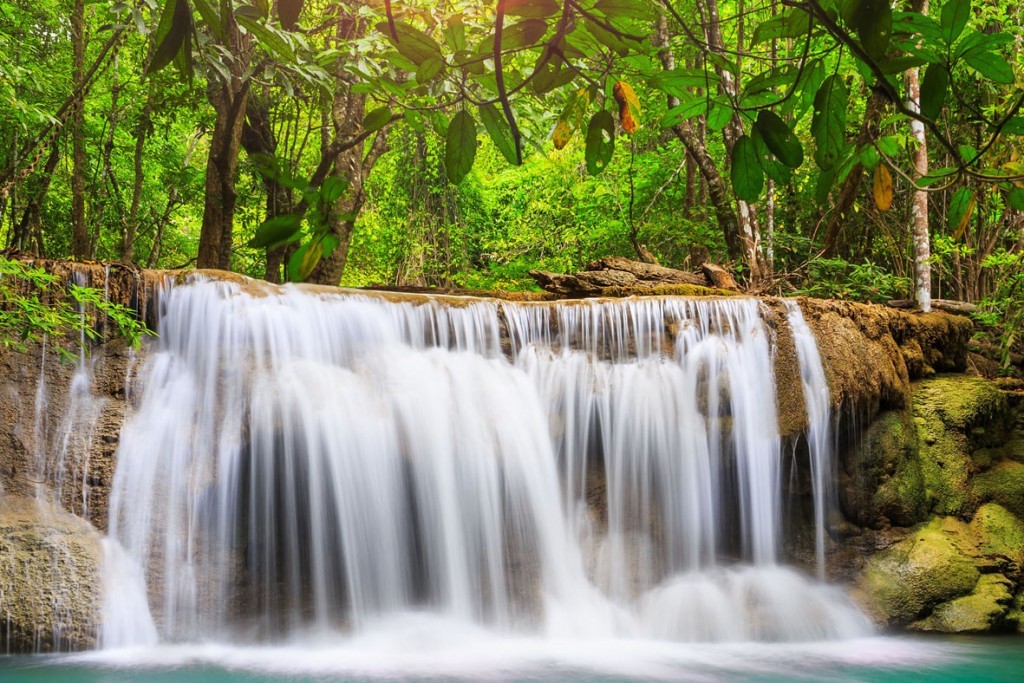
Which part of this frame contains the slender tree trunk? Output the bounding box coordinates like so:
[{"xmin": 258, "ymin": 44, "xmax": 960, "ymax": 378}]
[
  {"xmin": 70, "ymin": 0, "xmax": 89, "ymax": 259},
  {"xmin": 240, "ymin": 96, "xmax": 293, "ymax": 283},
  {"xmin": 197, "ymin": 25, "xmax": 251, "ymax": 270},
  {"xmin": 702, "ymin": 0, "xmax": 763, "ymax": 281},
  {"xmin": 907, "ymin": 0, "xmax": 932, "ymax": 311},
  {"xmin": 308, "ymin": 11, "xmax": 387, "ymax": 285},
  {"xmin": 123, "ymin": 91, "xmax": 152, "ymax": 263},
  {"xmin": 15, "ymin": 144, "xmax": 61, "ymax": 251}
]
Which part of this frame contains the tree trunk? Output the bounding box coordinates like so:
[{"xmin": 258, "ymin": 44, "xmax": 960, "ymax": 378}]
[
  {"xmin": 123, "ymin": 92, "xmax": 152, "ymax": 263},
  {"xmin": 240, "ymin": 96, "xmax": 293, "ymax": 283},
  {"xmin": 701, "ymin": 0, "xmax": 763, "ymax": 282},
  {"xmin": 308, "ymin": 10, "xmax": 387, "ymax": 286},
  {"xmin": 656, "ymin": 12, "xmax": 744, "ymax": 267},
  {"xmin": 196, "ymin": 26, "xmax": 251, "ymax": 270},
  {"xmin": 907, "ymin": 0, "xmax": 931, "ymax": 311},
  {"xmin": 70, "ymin": 0, "xmax": 88, "ymax": 259}
]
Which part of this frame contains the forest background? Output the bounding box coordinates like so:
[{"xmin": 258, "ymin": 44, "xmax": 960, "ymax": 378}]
[{"xmin": 1, "ymin": 0, "xmax": 1022, "ymax": 366}]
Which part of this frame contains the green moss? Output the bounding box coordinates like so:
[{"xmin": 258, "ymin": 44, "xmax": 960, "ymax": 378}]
[
  {"xmin": 971, "ymin": 503, "xmax": 1024, "ymax": 566},
  {"xmin": 974, "ymin": 461, "xmax": 1024, "ymax": 518},
  {"xmin": 911, "ymin": 573, "xmax": 1014, "ymax": 633},
  {"xmin": 858, "ymin": 518, "xmax": 980, "ymax": 625},
  {"xmin": 914, "ymin": 376, "xmax": 1009, "ymax": 438},
  {"xmin": 852, "ymin": 411, "xmax": 928, "ymax": 527}
]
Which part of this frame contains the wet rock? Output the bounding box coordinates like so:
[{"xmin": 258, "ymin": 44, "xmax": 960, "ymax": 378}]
[{"xmin": 0, "ymin": 495, "xmax": 103, "ymax": 652}]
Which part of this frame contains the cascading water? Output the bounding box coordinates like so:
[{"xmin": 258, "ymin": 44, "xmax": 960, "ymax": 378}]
[
  {"xmin": 101, "ymin": 278, "xmax": 871, "ymax": 650},
  {"xmin": 784, "ymin": 299, "xmax": 836, "ymax": 578}
]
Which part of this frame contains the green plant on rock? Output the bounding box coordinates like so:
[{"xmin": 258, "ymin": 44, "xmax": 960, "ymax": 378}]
[{"xmin": 0, "ymin": 257, "xmax": 153, "ymax": 361}]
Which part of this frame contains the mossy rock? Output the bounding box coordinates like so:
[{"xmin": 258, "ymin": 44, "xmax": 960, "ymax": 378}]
[
  {"xmin": 910, "ymin": 376, "xmax": 1013, "ymax": 517},
  {"xmin": 974, "ymin": 461, "xmax": 1024, "ymax": 518},
  {"xmin": 971, "ymin": 503, "xmax": 1024, "ymax": 568},
  {"xmin": 848, "ymin": 410, "xmax": 927, "ymax": 528},
  {"xmin": 911, "ymin": 573, "xmax": 1014, "ymax": 633},
  {"xmin": 857, "ymin": 518, "xmax": 980, "ymax": 625},
  {"xmin": 914, "ymin": 376, "xmax": 1010, "ymax": 446}
]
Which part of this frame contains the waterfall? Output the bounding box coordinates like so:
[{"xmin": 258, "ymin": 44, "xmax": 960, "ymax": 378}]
[
  {"xmin": 784, "ymin": 299, "xmax": 835, "ymax": 578},
  {"xmin": 102, "ymin": 279, "xmax": 871, "ymax": 646}
]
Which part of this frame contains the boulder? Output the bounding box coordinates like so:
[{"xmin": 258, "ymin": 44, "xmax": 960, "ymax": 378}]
[{"xmin": 0, "ymin": 495, "xmax": 103, "ymax": 652}]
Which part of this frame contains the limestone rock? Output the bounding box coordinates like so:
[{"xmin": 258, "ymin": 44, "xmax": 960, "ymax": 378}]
[
  {"xmin": 0, "ymin": 495, "xmax": 103, "ymax": 652},
  {"xmin": 856, "ymin": 518, "xmax": 980, "ymax": 625},
  {"xmin": 911, "ymin": 573, "xmax": 1014, "ymax": 633}
]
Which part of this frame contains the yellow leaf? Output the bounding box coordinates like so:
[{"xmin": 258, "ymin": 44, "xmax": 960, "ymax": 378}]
[
  {"xmin": 873, "ymin": 164, "xmax": 893, "ymax": 212},
  {"xmin": 953, "ymin": 196, "xmax": 976, "ymax": 240},
  {"xmin": 613, "ymin": 80, "xmax": 641, "ymax": 135},
  {"xmin": 552, "ymin": 119, "xmax": 573, "ymax": 150}
]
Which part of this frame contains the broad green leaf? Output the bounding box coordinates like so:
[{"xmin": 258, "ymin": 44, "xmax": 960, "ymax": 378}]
[
  {"xmin": 877, "ymin": 135, "xmax": 900, "ymax": 158},
  {"xmin": 920, "ymin": 63, "xmax": 948, "ymax": 120},
  {"xmin": 145, "ymin": 0, "xmax": 190, "ymax": 76},
  {"xmin": 445, "ymin": 110, "xmax": 478, "ymax": 184},
  {"xmin": 362, "ymin": 106, "xmax": 391, "ymax": 132},
  {"xmin": 585, "ymin": 110, "xmax": 616, "ymax": 175},
  {"xmin": 1001, "ymin": 117, "xmax": 1024, "ymax": 135},
  {"xmin": 584, "ymin": 19, "xmax": 629, "ymax": 56},
  {"xmin": 479, "ymin": 103, "xmax": 519, "ymax": 165},
  {"xmin": 918, "ymin": 166, "xmax": 958, "ymax": 186},
  {"xmin": 192, "ymin": 0, "xmax": 224, "ymax": 40},
  {"xmin": 706, "ymin": 102, "xmax": 733, "ymax": 130},
  {"xmin": 731, "ymin": 135, "xmax": 764, "ymax": 202},
  {"xmin": 948, "ymin": 187, "xmax": 975, "ymax": 238},
  {"xmin": 594, "ymin": 0, "xmax": 654, "ymax": 19},
  {"xmin": 958, "ymin": 144, "xmax": 977, "ymax": 163},
  {"xmin": 287, "ymin": 239, "xmax": 323, "ymax": 282},
  {"xmin": 755, "ymin": 111, "xmax": 803, "ymax": 169},
  {"xmin": 816, "ymin": 166, "xmax": 837, "ymax": 206},
  {"xmin": 320, "ymin": 176, "xmax": 348, "ymax": 203},
  {"xmin": 811, "ymin": 75, "xmax": 847, "ymax": 171},
  {"xmin": 659, "ymin": 99, "xmax": 707, "ymax": 128},
  {"xmin": 855, "ymin": 0, "xmax": 892, "ymax": 61},
  {"xmin": 236, "ymin": 15, "xmax": 295, "ymax": 61},
  {"xmin": 752, "ymin": 8, "xmax": 812, "ymax": 44},
  {"xmin": 416, "ymin": 57, "xmax": 446, "ymax": 83},
  {"xmin": 1007, "ymin": 187, "xmax": 1024, "ymax": 211},
  {"xmin": 376, "ymin": 21, "xmax": 443, "ymax": 65},
  {"xmin": 507, "ymin": 0, "xmax": 560, "ymax": 18},
  {"xmin": 963, "ymin": 49, "xmax": 1015, "ymax": 84},
  {"xmin": 940, "ymin": 0, "xmax": 970, "ymax": 44},
  {"xmin": 442, "ymin": 17, "xmax": 466, "ymax": 51},
  {"xmin": 249, "ymin": 213, "xmax": 303, "ymax": 249},
  {"xmin": 480, "ymin": 19, "xmax": 548, "ymax": 52}
]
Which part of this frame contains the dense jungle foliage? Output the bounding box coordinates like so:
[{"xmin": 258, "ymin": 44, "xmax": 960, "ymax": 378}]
[{"xmin": 0, "ymin": 0, "xmax": 1022, "ymax": 366}]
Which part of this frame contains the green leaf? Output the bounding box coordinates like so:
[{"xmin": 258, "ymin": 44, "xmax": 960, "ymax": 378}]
[
  {"xmin": 948, "ymin": 187, "xmax": 975, "ymax": 237},
  {"xmin": 919, "ymin": 63, "xmax": 948, "ymax": 120},
  {"xmin": 362, "ymin": 106, "xmax": 391, "ymax": 133},
  {"xmin": 287, "ymin": 239, "xmax": 323, "ymax": 282},
  {"xmin": 594, "ymin": 0, "xmax": 654, "ymax": 19},
  {"xmin": 480, "ymin": 19, "xmax": 548, "ymax": 52},
  {"xmin": 854, "ymin": 0, "xmax": 892, "ymax": 61},
  {"xmin": 940, "ymin": 0, "xmax": 970, "ymax": 44},
  {"xmin": 752, "ymin": 8, "xmax": 812, "ymax": 44},
  {"xmin": 811, "ymin": 75, "xmax": 848, "ymax": 171},
  {"xmin": 236, "ymin": 15, "xmax": 296, "ymax": 61},
  {"xmin": 479, "ymin": 103, "xmax": 518, "ymax": 165},
  {"xmin": 1001, "ymin": 117, "xmax": 1024, "ymax": 135},
  {"xmin": 816, "ymin": 167, "xmax": 838, "ymax": 206},
  {"xmin": 918, "ymin": 166, "xmax": 958, "ymax": 186},
  {"xmin": 442, "ymin": 17, "xmax": 466, "ymax": 51},
  {"xmin": 731, "ymin": 135, "xmax": 764, "ymax": 202},
  {"xmin": 585, "ymin": 110, "xmax": 616, "ymax": 176},
  {"xmin": 1007, "ymin": 188, "xmax": 1024, "ymax": 211},
  {"xmin": 706, "ymin": 102, "xmax": 733, "ymax": 131},
  {"xmin": 277, "ymin": 0, "xmax": 302, "ymax": 30},
  {"xmin": 416, "ymin": 57, "xmax": 446, "ymax": 83},
  {"xmin": 320, "ymin": 176, "xmax": 348, "ymax": 203},
  {"xmin": 445, "ymin": 110, "xmax": 478, "ymax": 184},
  {"xmin": 377, "ymin": 21, "xmax": 443, "ymax": 65},
  {"xmin": 249, "ymin": 213, "xmax": 303, "ymax": 249},
  {"xmin": 755, "ymin": 111, "xmax": 803, "ymax": 169},
  {"xmin": 963, "ymin": 49, "xmax": 1015, "ymax": 84},
  {"xmin": 507, "ymin": 0, "xmax": 560, "ymax": 18},
  {"xmin": 192, "ymin": 0, "xmax": 224, "ymax": 40},
  {"xmin": 145, "ymin": 0, "xmax": 190, "ymax": 76}
]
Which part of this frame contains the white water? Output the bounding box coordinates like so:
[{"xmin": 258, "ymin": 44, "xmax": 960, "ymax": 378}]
[
  {"xmin": 100, "ymin": 279, "xmax": 871, "ymax": 651},
  {"xmin": 784, "ymin": 299, "xmax": 836, "ymax": 578}
]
